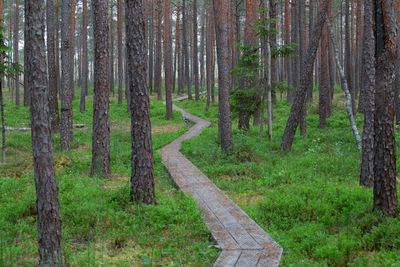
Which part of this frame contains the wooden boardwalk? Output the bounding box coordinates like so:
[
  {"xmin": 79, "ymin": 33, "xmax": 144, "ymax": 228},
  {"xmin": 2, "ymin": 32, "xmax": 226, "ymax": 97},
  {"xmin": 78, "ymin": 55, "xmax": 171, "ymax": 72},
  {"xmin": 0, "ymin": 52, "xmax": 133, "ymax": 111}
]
[{"xmin": 158, "ymin": 98, "xmax": 283, "ymax": 266}]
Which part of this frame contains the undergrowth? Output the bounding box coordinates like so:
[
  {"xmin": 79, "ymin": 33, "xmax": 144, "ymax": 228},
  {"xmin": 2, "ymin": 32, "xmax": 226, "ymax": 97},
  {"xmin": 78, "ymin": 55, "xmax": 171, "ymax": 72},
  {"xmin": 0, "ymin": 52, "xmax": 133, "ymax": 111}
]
[
  {"xmin": 0, "ymin": 91, "xmax": 219, "ymax": 266},
  {"xmin": 178, "ymin": 94, "xmax": 400, "ymax": 266}
]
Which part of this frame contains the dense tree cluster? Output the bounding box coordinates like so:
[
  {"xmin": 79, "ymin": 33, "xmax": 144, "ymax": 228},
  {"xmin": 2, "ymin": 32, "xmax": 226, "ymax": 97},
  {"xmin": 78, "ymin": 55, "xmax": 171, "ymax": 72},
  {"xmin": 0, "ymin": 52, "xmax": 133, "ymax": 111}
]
[{"xmin": 1, "ymin": 0, "xmax": 399, "ymax": 264}]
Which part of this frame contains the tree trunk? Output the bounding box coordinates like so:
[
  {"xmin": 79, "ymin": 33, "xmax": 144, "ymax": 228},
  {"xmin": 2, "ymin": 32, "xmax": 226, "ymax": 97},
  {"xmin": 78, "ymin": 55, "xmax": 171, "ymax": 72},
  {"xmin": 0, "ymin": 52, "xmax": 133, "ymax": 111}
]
[
  {"xmin": 126, "ymin": 0, "xmax": 156, "ymax": 205},
  {"xmin": 298, "ymin": 0, "xmax": 306, "ymax": 136},
  {"xmin": 176, "ymin": 0, "xmax": 183, "ymax": 96},
  {"xmin": 345, "ymin": 0, "xmax": 355, "ymax": 115},
  {"xmin": 91, "ymin": 0, "xmax": 111, "ymax": 176},
  {"xmin": 182, "ymin": 0, "xmax": 191, "ymax": 99},
  {"xmin": 306, "ymin": 0, "xmax": 314, "ymax": 103},
  {"xmin": 15, "ymin": 0, "xmax": 20, "ymax": 106},
  {"xmin": 26, "ymin": 1, "xmax": 63, "ymax": 264},
  {"xmin": 47, "ymin": 0, "xmax": 60, "ymax": 131},
  {"xmin": 318, "ymin": 13, "xmax": 329, "ymax": 129},
  {"xmin": 164, "ymin": 0, "xmax": 173, "ymax": 119},
  {"xmin": 373, "ymin": 0, "xmax": 398, "ymax": 218},
  {"xmin": 56, "ymin": 0, "xmax": 60, "ymax": 94},
  {"xmin": 281, "ymin": 0, "xmax": 329, "ymax": 150},
  {"xmin": 206, "ymin": 0, "xmax": 211, "ymax": 111},
  {"xmin": 360, "ymin": 0, "xmax": 375, "ymax": 187},
  {"xmin": 80, "ymin": 0, "xmax": 88, "ymax": 112},
  {"xmin": 199, "ymin": 2, "xmax": 205, "ymax": 91},
  {"xmin": 148, "ymin": 0, "xmax": 154, "ymax": 95},
  {"xmin": 70, "ymin": 0, "xmax": 76, "ymax": 98},
  {"xmin": 117, "ymin": 0, "xmax": 123, "ymax": 104},
  {"xmin": 284, "ymin": 0, "xmax": 291, "ymax": 103},
  {"xmin": 60, "ymin": 0, "xmax": 74, "ymax": 151},
  {"xmin": 269, "ymin": 0, "xmax": 277, "ymax": 104},
  {"xmin": 193, "ymin": 0, "xmax": 200, "ymax": 100},
  {"xmin": 154, "ymin": 0, "xmax": 162, "ymax": 100},
  {"xmin": 109, "ymin": 2, "xmax": 115, "ymax": 96},
  {"xmin": 213, "ymin": 0, "xmax": 232, "ymax": 152}
]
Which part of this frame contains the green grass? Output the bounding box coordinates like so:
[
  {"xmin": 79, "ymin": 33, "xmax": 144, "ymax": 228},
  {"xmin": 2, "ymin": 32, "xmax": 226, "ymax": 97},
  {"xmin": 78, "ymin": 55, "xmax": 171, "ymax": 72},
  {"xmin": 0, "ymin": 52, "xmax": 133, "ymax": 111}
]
[
  {"xmin": 177, "ymin": 93, "xmax": 400, "ymax": 266},
  {"xmin": 0, "ymin": 90, "xmax": 219, "ymax": 266}
]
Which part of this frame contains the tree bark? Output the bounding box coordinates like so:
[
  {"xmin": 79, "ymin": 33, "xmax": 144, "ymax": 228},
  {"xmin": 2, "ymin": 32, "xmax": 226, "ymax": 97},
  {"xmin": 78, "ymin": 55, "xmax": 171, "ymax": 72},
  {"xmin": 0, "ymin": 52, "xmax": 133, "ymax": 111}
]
[
  {"xmin": 281, "ymin": 0, "xmax": 329, "ymax": 150},
  {"xmin": 298, "ymin": 0, "xmax": 306, "ymax": 136},
  {"xmin": 373, "ymin": 0, "xmax": 398, "ymax": 218},
  {"xmin": 117, "ymin": 0, "xmax": 123, "ymax": 104},
  {"xmin": 182, "ymin": 0, "xmax": 191, "ymax": 99},
  {"xmin": 126, "ymin": 0, "xmax": 156, "ymax": 205},
  {"xmin": 206, "ymin": 0, "xmax": 211, "ymax": 111},
  {"xmin": 46, "ymin": 0, "xmax": 60, "ymax": 131},
  {"xmin": 199, "ymin": 2, "xmax": 205, "ymax": 91},
  {"xmin": 164, "ymin": 0, "xmax": 173, "ymax": 119},
  {"xmin": 319, "ymin": 14, "xmax": 329, "ymax": 129},
  {"xmin": 60, "ymin": 0, "xmax": 74, "ymax": 151},
  {"xmin": 154, "ymin": 0, "xmax": 162, "ymax": 100},
  {"xmin": 345, "ymin": 0, "xmax": 355, "ymax": 115},
  {"xmin": 109, "ymin": 2, "xmax": 115, "ymax": 96},
  {"xmin": 394, "ymin": 2, "xmax": 400, "ymax": 125},
  {"xmin": 306, "ymin": 0, "xmax": 314, "ymax": 103},
  {"xmin": 26, "ymin": 1, "xmax": 63, "ymax": 264},
  {"xmin": 80, "ymin": 0, "xmax": 88, "ymax": 112},
  {"xmin": 213, "ymin": 0, "xmax": 232, "ymax": 152},
  {"xmin": 91, "ymin": 0, "xmax": 111, "ymax": 176},
  {"xmin": 176, "ymin": 0, "xmax": 183, "ymax": 96},
  {"xmin": 193, "ymin": 0, "xmax": 200, "ymax": 100},
  {"xmin": 360, "ymin": 0, "xmax": 375, "ymax": 187},
  {"xmin": 15, "ymin": 0, "xmax": 20, "ymax": 106},
  {"xmin": 148, "ymin": 0, "xmax": 154, "ymax": 95}
]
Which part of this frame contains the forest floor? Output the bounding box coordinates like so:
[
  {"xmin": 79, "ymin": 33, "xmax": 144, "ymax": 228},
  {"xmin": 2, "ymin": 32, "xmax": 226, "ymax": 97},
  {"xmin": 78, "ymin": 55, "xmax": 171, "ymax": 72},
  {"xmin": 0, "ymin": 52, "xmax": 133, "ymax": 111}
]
[
  {"xmin": 176, "ymin": 88, "xmax": 400, "ymax": 266},
  {"xmin": 0, "ymin": 88, "xmax": 220, "ymax": 266}
]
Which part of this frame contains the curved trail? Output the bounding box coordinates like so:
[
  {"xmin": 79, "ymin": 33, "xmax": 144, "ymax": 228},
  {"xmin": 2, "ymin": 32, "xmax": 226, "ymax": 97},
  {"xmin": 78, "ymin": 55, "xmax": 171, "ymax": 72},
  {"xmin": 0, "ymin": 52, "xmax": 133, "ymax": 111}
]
[{"xmin": 158, "ymin": 97, "xmax": 282, "ymax": 266}]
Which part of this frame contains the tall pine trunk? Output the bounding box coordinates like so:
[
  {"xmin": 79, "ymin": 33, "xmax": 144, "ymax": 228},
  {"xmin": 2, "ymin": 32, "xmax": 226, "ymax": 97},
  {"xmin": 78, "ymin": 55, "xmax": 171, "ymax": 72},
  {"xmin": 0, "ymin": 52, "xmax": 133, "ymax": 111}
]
[
  {"xmin": 80, "ymin": 0, "xmax": 88, "ymax": 112},
  {"xmin": 373, "ymin": 0, "xmax": 398, "ymax": 218},
  {"xmin": 15, "ymin": 0, "xmax": 20, "ymax": 106},
  {"xmin": 60, "ymin": 0, "xmax": 74, "ymax": 151},
  {"xmin": 117, "ymin": 0, "xmax": 123, "ymax": 104},
  {"xmin": 26, "ymin": 1, "xmax": 63, "ymax": 264},
  {"xmin": 193, "ymin": 0, "xmax": 199, "ymax": 100},
  {"xmin": 360, "ymin": 0, "xmax": 375, "ymax": 187},
  {"xmin": 164, "ymin": 0, "xmax": 173, "ymax": 119},
  {"xmin": 91, "ymin": 0, "xmax": 111, "ymax": 176},
  {"xmin": 126, "ymin": 0, "xmax": 156, "ymax": 205},
  {"xmin": 47, "ymin": 0, "xmax": 60, "ymax": 131},
  {"xmin": 154, "ymin": 0, "xmax": 162, "ymax": 100},
  {"xmin": 213, "ymin": 0, "xmax": 232, "ymax": 152}
]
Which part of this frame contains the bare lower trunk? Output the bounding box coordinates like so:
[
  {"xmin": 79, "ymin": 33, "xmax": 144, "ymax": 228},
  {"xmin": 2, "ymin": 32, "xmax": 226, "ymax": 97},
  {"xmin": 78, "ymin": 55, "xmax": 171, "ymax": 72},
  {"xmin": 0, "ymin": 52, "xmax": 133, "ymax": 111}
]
[
  {"xmin": 213, "ymin": 0, "xmax": 233, "ymax": 151},
  {"xmin": 373, "ymin": 0, "xmax": 397, "ymax": 218},
  {"xmin": 126, "ymin": 0, "xmax": 156, "ymax": 205},
  {"xmin": 26, "ymin": 1, "xmax": 63, "ymax": 264},
  {"xmin": 360, "ymin": 0, "xmax": 375, "ymax": 187},
  {"xmin": 91, "ymin": 0, "xmax": 111, "ymax": 176}
]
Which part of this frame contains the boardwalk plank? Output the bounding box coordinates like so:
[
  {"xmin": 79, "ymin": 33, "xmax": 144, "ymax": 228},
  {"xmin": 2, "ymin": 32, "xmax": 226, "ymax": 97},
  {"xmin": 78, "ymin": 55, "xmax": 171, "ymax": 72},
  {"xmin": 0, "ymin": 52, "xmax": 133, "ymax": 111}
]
[{"xmin": 158, "ymin": 98, "xmax": 282, "ymax": 266}]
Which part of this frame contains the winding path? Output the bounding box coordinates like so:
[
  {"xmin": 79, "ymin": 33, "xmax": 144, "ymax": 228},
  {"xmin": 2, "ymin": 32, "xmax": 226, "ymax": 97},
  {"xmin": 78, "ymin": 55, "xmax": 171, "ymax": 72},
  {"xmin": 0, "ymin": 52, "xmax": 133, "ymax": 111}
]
[{"xmin": 158, "ymin": 97, "xmax": 283, "ymax": 266}]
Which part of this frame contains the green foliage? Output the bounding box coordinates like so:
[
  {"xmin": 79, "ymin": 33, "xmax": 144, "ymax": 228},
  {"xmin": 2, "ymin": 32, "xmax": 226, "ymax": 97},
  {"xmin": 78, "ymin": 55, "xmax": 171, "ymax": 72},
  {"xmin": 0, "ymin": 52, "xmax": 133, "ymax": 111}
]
[
  {"xmin": 230, "ymin": 87, "xmax": 261, "ymax": 119},
  {"xmin": 178, "ymin": 93, "xmax": 400, "ymax": 266},
  {"xmin": 0, "ymin": 24, "xmax": 23, "ymax": 80},
  {"xmin": 229, "ymin": 9, "xmax": 298, "ymax": 125},
  {"xmin": 0, "ymin": 95, "xmax": 219, "ymax": 266}
]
